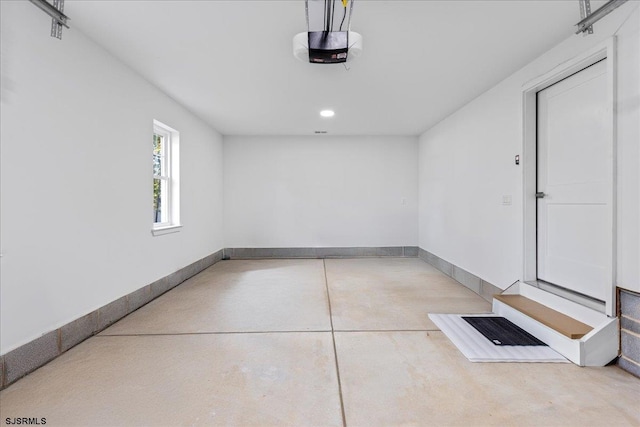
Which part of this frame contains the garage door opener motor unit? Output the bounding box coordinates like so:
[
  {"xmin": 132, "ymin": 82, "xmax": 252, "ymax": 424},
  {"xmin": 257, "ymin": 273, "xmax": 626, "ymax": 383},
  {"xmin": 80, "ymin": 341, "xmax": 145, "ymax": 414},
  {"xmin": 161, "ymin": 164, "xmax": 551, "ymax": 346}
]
[{"xmin": 293, "ymin": 0, "xmax": 362, "ymax": 64}]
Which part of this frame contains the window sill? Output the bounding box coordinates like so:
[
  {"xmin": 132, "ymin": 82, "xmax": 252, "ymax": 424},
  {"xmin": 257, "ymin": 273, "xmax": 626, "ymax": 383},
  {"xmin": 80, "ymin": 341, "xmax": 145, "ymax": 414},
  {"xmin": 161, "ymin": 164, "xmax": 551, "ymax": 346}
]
[{"xmin": 151, "ymin": 224, "xmax": 182, "ymax": 236}]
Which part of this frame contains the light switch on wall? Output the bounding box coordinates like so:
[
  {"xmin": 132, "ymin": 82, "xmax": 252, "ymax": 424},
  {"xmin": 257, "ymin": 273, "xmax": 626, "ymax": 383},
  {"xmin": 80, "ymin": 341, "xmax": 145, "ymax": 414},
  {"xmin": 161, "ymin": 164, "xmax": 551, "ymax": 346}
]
[{"xmin": 502, "ymin": 195, "xmax": 512, "ymax": 205}]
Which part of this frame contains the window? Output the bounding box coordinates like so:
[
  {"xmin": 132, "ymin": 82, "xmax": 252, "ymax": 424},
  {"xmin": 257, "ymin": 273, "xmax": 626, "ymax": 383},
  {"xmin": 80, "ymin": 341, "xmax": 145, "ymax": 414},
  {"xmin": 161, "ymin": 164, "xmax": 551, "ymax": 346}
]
[{"xmin": 152, "ymin": 120, "xmax": 180, "ymax": 235}]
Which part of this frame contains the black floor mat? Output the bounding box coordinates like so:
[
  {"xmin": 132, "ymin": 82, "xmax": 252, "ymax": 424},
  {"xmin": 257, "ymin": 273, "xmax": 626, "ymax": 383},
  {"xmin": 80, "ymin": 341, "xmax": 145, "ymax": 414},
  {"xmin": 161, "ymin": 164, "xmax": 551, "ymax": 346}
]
[{"xmin": 462, "ymin": 316, "xmax": 547, "ymax": 346}]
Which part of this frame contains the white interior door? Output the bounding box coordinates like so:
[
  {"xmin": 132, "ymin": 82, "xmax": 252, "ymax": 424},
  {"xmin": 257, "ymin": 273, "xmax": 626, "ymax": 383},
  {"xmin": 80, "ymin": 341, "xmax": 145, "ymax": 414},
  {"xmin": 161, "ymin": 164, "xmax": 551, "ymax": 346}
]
[{"xmin": 537, "ymin": 59, "xmax": 611, "ymax": 302}]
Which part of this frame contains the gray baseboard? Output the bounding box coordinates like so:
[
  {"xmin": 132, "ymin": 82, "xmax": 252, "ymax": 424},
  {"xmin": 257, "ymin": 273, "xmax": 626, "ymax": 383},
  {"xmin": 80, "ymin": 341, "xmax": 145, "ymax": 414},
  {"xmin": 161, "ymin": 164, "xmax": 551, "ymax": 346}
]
[
  {"xmin": 0, "ymin": 246, "xmax": 417, "ymax": 390},
  {"xmin": 224, "ymin": 246, "xmax": 419, "ymax": 259},
  {"xmin": 417, "ymin": 248, "xmax": 502, "ymax": 303},
  {"xmin": 1, "ymin": 245, "xmax": 495, "ymax": 390},
  {"xmin": 3, "ymin": 247, "xmax": 638, "ymax": 391},
  {"xmin": 0, "ymin": 249, "xmax": 225, "ymax": 390}
]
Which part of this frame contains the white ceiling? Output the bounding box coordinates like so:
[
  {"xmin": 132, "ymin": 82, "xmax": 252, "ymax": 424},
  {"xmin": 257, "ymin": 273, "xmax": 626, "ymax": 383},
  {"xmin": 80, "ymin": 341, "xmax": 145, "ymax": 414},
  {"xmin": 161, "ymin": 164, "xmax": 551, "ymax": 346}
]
[{"xmin": 67, "ymin": 1, "xmax": 596, "ymax": 136}]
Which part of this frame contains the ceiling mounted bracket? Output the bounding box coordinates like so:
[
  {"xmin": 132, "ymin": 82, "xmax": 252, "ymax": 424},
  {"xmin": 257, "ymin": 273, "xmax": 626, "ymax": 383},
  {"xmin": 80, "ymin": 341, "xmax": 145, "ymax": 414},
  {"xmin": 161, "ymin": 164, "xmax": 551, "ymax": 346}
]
[
  {"xmin": 578, "ymin": 0, "xmax": 593, "ymax": 34},
  {"xmin": 575, "ymin": 0, "xmax": 628, "ymax": 35},
  {"xmin": 28, "ymin": 0, "xmax": 70, "ymax": 40}
]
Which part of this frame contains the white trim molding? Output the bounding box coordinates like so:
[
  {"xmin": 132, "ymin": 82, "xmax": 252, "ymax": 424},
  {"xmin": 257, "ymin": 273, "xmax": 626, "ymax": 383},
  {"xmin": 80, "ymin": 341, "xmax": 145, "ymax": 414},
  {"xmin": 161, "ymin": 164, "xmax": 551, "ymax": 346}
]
[{"xmin": 151, "ymin": 224, "xmax": 183, "ymax": 237}]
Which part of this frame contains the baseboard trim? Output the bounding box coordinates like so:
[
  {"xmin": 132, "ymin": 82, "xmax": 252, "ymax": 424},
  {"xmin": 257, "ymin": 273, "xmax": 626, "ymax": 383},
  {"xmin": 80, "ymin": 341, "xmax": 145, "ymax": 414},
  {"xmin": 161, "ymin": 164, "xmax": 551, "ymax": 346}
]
[
  {"xmin": 224, "ymin": 246, "xmax": 419, "ymax": 259},
  {"xmin": 0, "ymin": 249, "xmax": 225, "ymax": 390},
  {"xmin": 0, "ymin": 246, "xmax": 417, "ymax": 389},
  {"xmin": 417, "ymin": 248, "xmax": 502, "ymax": 303},
  {"xmin": 0, "ymin": 245, "xmax": 478, "ymax": 390}
]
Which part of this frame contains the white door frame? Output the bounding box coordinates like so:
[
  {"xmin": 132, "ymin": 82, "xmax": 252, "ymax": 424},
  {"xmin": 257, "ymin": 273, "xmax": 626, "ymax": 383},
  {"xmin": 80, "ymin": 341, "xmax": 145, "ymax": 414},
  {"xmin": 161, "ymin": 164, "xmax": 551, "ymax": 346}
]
[{"xmin": 521, "ymin": 38, "xmax": 617, "ymax": 316}]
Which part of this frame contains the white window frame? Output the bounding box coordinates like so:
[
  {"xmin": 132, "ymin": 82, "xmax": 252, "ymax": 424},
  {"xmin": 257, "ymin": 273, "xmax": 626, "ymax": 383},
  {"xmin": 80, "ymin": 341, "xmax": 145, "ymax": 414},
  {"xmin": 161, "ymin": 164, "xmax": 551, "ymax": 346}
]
[{"xmin": 152, "ymin": 120, "xmax": 181, "ymax": 236}]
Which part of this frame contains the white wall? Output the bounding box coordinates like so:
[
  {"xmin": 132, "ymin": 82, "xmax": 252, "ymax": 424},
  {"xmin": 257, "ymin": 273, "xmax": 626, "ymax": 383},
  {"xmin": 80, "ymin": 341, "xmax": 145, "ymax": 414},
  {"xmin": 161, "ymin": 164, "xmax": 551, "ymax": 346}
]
[
  {"xmin": 418, "ymin": 2, "xmax": 640, "ymax": 292},
  {"xmin": 0, "ymin": 2, "xmax": 224, "ymax": 354},
  {"xmin": 224, "ymin": 136, "xmax": 418, "ymax": 248}
]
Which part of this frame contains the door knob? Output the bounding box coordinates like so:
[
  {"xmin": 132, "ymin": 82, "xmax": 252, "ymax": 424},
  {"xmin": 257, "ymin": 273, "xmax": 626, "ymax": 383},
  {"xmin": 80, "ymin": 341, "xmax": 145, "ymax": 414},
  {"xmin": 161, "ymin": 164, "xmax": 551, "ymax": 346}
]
[{"xmin": 535, "ymin": 192, "xmax": 546, "ymax": 198}]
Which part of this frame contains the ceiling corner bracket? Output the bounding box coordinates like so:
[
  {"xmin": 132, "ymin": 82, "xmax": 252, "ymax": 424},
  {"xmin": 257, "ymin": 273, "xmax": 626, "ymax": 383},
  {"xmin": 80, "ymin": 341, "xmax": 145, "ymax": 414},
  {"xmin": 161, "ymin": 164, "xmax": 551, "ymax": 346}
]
[
  {"xmin": 28, "ymin": 0, "xmax": 70, "ymax": 40},
  {"xmin": 578, "ymin": 0, "xmax": 593, "ymax": 34},
  {"xmin": 575, "ymin": 0, "xmax": 629, "ymax": 35}
]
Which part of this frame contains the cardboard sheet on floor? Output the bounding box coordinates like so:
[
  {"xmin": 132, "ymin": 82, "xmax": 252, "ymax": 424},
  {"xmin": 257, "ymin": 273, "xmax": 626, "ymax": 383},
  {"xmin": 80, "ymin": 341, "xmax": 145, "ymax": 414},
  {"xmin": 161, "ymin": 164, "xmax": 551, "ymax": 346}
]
[{"xmin": 429, "ymin": 313, "xmax": 568, "ymax": 363}]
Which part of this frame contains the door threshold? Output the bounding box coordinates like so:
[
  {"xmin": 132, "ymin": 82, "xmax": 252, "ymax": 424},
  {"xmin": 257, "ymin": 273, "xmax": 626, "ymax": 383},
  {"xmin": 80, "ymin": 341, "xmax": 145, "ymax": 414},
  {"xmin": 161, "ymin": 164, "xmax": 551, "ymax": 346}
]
[{"xmin": 524, "ymin": 280, "xmax": 606, "ymax": 313}]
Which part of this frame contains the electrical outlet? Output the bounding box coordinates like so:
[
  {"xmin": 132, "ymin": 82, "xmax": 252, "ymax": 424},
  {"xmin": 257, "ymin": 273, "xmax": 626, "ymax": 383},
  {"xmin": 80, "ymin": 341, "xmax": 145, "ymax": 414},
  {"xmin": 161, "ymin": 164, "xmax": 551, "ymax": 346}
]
[{"xmin": 502, "ymin": 195, "xmax": 512, "ymax": 205}]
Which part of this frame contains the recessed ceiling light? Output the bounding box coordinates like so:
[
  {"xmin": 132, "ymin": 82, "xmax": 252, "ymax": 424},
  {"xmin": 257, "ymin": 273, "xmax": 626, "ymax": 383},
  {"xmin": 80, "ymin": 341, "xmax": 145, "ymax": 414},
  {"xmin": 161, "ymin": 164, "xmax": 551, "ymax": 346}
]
[{"xmin": 320, "ymin": 110, "xmax": 335, "ymax": 118}]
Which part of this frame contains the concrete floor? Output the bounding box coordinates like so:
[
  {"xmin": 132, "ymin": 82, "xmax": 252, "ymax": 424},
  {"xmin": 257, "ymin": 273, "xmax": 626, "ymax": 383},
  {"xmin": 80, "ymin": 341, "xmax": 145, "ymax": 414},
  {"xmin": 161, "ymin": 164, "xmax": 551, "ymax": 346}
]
[{"xmin": 1, "ymin": 258, "xmax": 638, "ymax": 426}]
